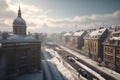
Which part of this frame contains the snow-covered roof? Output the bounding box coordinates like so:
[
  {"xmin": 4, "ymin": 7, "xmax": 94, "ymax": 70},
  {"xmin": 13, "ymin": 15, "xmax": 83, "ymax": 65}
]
[
  {"xmin": 63, "ymin": 32, "xmax": 72, "ymax": 36},
  {"xmin": 110, "ymin": 37, "xmax": 120, "ymax": 40},
  {"xmin": 112, "ymin": 31, "xmax": 120, "ymax": 34},
  {"xmin": 7, "ymin": 35, "xmax": 24, "ymax": 40},
  {"xmin": 73, "ymin": 31, "xmax": 84, "ymax": 37},
  {"xmin": 7, "ymin": 35, "xmax": 37, "ymax": 41},
  {"xmin": 85, "ymin": 28, "xmax": 107, "ymax": 39},
  {"xmin": 24, "ymin": 36, "xmax": 37, "ymax": 40}
]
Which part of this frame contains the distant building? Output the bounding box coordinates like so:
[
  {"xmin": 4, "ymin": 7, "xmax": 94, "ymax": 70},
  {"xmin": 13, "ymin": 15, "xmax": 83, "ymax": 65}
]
[
  {"xmin": 63, "ymin": 32, "xmax": 72, "ymax": 44},
  {"xmin": 0, "ymin": 6, "xmax": 41, "ymax": 80},
  {"xmin": 103, "ymin": 26, "xmax": 120, "ymax": 72},
  {"xmin": 70, "ymin": 31, "xmax": 87, "ymax": 49},
  {"xmin": 83, "ymin": 28, "xmax": 109, "ymax": 60}
]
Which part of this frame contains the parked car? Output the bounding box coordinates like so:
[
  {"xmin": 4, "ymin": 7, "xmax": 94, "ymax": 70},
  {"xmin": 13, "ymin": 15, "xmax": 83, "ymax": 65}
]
[
  {"xmin": 78, "ymin": 68, "xmax": 89, "ymax": 78},
  {"xmin": 67, "ymin": 57, "xmax": 75, "ymax": 62},
  {"xmin": 74, "ymin": 56, "xmax": 80, "ymax": 61}
]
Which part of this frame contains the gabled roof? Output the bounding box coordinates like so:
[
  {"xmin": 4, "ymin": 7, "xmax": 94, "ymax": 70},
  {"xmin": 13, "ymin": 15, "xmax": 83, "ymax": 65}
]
[{"xmin": 84, "ymin": 28, "xmax": 107, "ymax": 39}]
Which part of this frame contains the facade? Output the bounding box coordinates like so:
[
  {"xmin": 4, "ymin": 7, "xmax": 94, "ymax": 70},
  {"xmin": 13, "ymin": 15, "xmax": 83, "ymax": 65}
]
[
  {"xmin": 70, "ymin": 31, "xmax": 87, "ymax": 49},
  {"xmin": 83, "ymin": 28, "xmax": 109, "ymax": 60},
  {"xmin": 78, "ymin": 31, "xmax": 88, "ymax": 49},
  {"xmin": 0, "ymin": 6, "xmax": 41, "ymax": 80},
  {"xmin": 63, "ymin": 32, "xmax": 72, "ymax": 45},
  {"xmin": 0, "ymin": 40, "xmax": 41, "ymax": 76},
  {"xmin": 103, "ymin": 26, "xmax": 120, "ymax": 72}
]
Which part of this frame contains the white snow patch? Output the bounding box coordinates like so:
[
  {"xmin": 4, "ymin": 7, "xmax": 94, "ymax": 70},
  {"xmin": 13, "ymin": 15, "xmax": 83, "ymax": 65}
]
[
  {"xmin": 64, "ymin": 32, "xmax": 72, "ymax": 36},
  {"xmin": 44, "ymin": 48, "xmax": 77, "ymax": 80},
  {"xmin": 110, "ymin": 37, "xmax": 120, "ymax": 40},
  {"xmin": 55, "ymin": 47, "xmax": 62, "ymax": 50},
  {"xmin": 86, "ymin": 28, "xmax": 106, "ymax": 38},
  {"xmin": 73, "ymin": 31, "xmax": 84, "ymax": 37}
]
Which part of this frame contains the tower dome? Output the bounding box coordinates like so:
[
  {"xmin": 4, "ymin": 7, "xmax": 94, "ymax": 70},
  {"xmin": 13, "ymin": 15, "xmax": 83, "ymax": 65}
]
[
  {"xmin": 13, "ymin": 16, "xmax": 26, "ymax": 26},
  {"xmin": 13, "ymin": 6, "xmax": 26, "ymax": 27},
  {"xmin": 13, "ymin": 6, "xmax": 27, "ymax": 35}
]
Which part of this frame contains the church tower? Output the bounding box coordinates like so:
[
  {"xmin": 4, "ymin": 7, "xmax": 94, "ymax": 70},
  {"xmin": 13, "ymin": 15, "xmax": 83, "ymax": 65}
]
[{"xmin": 13, "ymin": 6, "xmax": 27, "ymax": 35}]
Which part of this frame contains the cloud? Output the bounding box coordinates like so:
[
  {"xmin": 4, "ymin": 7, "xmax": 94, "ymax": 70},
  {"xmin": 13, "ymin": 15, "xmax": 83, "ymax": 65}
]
[
  {"xmin": 0, "ymin": 0, "xmax": 120, "ymax": 33},
  {"xmin": 0, "ymin": 0, "xmax": 15, "ymax": 19},
  {"xmin": 0, "ymin": 0, "xmax": 15, "ymax": 32},
  {"xmin": 0, "ymin": 1, "xmax": 50, "ymax": 32},
  {"xmin": 9, "ymin": 4, "xmax": 44, "ymax": 15},
  {"xmin": 45, "ymin": 10, "xmax": 120, "ymax": 29}
]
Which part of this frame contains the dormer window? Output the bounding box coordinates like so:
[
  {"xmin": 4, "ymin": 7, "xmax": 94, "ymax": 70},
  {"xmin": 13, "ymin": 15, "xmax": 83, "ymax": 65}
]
[{"xmin": 110, "ymin": 39, "xmax": 115, "ymax": 44}]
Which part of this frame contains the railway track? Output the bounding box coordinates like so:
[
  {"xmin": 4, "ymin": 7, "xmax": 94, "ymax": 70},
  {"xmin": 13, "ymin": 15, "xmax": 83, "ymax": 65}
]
[
  {"xmin": 45, "ymin": 44, "xmax": 116, "ymax": 80},
  {"xmin": 45, "ymin": 45, "xmax": 98, "ymax": 79},
  {"xmin": 53, "ymin": 47, "xmax": 99, "ymax": 80}
]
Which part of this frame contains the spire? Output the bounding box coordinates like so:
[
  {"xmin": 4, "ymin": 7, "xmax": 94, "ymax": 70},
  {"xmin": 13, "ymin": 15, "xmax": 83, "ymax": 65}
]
[{"xmin": 18, "ymin": 6, "xmax": 21, "ymax": 17}]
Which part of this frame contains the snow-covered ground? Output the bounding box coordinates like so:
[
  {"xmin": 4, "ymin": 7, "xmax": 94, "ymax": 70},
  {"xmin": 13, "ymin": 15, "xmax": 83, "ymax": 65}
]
[
  {"xmin": 42, "ymin": 50, "xmax": 63, "ymax": 80},
  {"xmin": 42, "ymin": 47, "xmax": 85, "ymax": 80},
  {"xmin": 59, "ymin": 45, "xmax": 120, "ymax": 80}
]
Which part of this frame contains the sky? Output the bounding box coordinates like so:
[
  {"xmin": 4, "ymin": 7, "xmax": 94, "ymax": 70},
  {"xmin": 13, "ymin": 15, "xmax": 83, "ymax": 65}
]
[{"xmin": 0, "ymin": 0, "xmax": 120, "ymax": 33}]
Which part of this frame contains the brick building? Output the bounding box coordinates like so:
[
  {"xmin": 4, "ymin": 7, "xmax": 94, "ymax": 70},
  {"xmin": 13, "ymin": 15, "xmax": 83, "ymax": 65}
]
[
  {"xmin": 83, "ymin": 28, "xmax": 109, "ymax": 60},
  {"xmin": 0, "ymin": 6, "xmax": 41, "ymax": 80},
  {"xmin": 0, "ymin": 40, "xmax": 41, "ymax": 78},
  {"xmin": 103, "ymin": 26, "xmax": 120, "ymax": 72}
]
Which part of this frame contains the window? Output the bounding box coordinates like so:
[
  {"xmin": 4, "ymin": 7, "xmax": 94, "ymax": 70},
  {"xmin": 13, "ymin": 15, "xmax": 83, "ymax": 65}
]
[
  {"xmin": 16, "ymin": 57, "xmax": 28, "ymax": 66},
  {"xmin": 111, "ymin": 49, "xmax": 113, "ymax": 53},
  {"xmin": 105, "ymin": 48, "xmax": 107, "ymax": 52},
  {"xmin": 32, "ymin": 57, "xmax": 37, "ymax": 63},
  {"xmin": 108, "ymin": 55, "xmax": 113, "ymax": 60},
  {"xmin": 16, "ymin": 51, "xmax": 27, "ymax": 58},
  {"xmin": 118, "ymin": 41, "xmax": 120, "ymax": 44},
  {"xmin": 116, "ymin": 50, "xmax": 120, "ymax": 54},
  {"xmin": 95, "ymin": 49, "xmax": 96, "ymax": 53}
]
